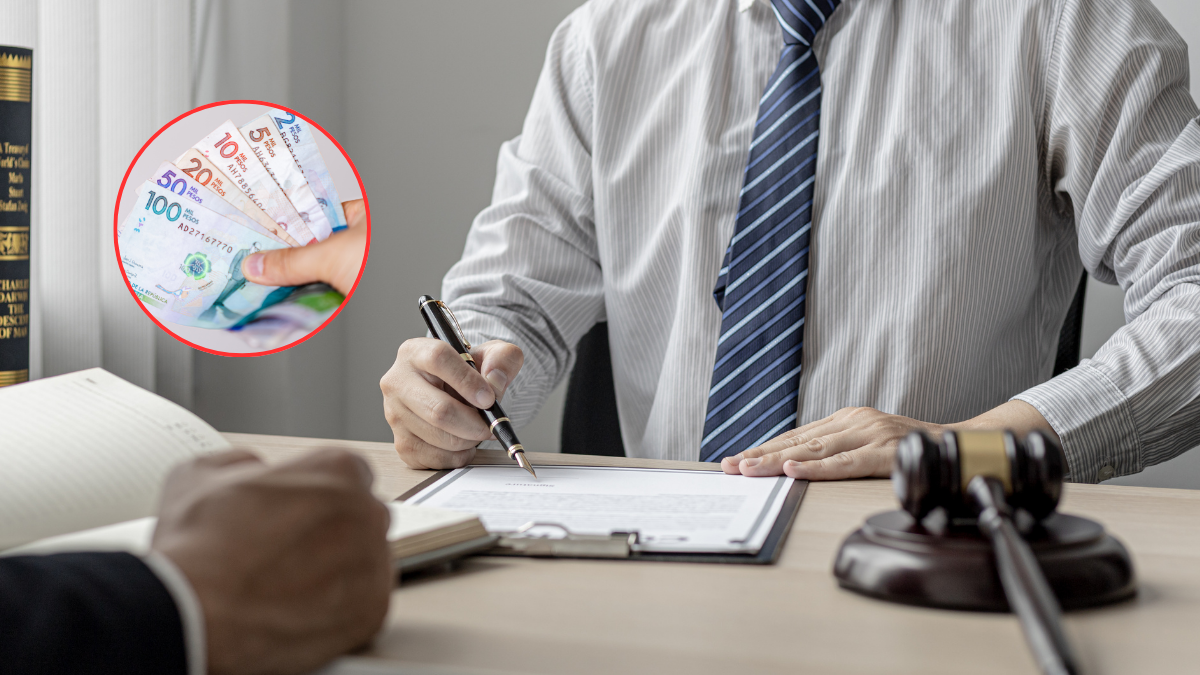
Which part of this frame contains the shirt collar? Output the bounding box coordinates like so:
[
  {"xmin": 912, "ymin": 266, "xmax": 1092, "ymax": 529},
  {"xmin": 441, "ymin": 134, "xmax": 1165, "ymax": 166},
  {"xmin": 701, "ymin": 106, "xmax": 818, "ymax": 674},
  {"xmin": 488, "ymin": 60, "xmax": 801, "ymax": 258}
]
[{"xmin": 738, "ymin": 0, "xmax": 761, "ymax": 13}]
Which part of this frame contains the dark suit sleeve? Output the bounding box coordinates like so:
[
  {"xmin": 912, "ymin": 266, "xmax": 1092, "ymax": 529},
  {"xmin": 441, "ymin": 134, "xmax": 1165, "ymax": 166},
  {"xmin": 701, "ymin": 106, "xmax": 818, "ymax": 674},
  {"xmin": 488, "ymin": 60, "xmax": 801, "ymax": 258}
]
[{"xmin": 0, "ymin": 551, "xmax": 188, "ymax": 675}]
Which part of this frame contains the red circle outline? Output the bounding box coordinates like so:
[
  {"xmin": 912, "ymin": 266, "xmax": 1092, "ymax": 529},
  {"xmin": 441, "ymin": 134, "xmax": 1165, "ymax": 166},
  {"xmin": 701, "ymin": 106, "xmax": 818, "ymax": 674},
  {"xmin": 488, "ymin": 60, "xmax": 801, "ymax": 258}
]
[{"xmin": 112, "ymin": 99, "xmax": 370, "ymax": 358}]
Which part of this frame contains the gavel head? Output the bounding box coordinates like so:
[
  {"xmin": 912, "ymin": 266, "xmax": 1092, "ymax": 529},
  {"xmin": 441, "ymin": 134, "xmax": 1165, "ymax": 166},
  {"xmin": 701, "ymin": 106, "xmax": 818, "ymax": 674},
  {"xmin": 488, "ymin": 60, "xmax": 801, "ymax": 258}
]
[{"xmin": 893, "ymin": 430, "xmax": 1064, "ymax": 522}]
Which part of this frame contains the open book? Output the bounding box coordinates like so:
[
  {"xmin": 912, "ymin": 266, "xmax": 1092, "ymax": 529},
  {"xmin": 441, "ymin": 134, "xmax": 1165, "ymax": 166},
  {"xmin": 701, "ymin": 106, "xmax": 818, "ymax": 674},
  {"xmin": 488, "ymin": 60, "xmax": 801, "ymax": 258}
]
[{"xmin": 0, "ymin": 369, "xmax": 491, "ymax": 569}]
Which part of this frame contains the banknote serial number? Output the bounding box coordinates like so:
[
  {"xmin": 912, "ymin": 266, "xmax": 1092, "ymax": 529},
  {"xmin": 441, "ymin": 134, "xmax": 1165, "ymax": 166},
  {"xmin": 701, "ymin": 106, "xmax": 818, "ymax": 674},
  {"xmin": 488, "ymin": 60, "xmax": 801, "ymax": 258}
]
[
  {"xmin": 175, "ymin": 223, "xmax": 234, "ymax": 254},
  {"xmin": 143, "ymin": 189, "xmax": 233, "ymax": 253}
]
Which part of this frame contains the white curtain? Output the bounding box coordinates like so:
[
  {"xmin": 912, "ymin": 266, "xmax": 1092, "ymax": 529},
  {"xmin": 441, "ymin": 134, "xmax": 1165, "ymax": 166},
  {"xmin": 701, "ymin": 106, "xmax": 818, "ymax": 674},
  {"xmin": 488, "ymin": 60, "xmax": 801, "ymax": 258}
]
[{"xmin": 0, "ymin": 0, "xmax": 198, "ymax": 405}]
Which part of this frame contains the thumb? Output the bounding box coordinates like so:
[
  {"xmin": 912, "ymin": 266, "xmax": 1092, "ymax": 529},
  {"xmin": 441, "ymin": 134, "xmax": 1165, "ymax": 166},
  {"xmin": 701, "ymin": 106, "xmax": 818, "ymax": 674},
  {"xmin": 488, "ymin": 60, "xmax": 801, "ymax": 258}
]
[
  {"xmin": 242, "ymin": 242, "xmax": 331, "ymax": 289},
  {"xmin": 474, "ymin": 340, "xmax": 524, "ymax": 402}
]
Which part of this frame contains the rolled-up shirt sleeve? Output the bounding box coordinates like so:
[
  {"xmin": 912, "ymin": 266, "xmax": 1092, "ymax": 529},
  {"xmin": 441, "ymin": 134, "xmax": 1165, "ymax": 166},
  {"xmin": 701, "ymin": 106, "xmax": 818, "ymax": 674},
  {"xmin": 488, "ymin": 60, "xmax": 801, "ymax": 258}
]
[
  {"xmin": 1014, "ymin": 0, "xmax": 1200, "ymax": 482},
  {"xmin": 441, "ymin": 7, "xmax": 603, "ymax": 429}
]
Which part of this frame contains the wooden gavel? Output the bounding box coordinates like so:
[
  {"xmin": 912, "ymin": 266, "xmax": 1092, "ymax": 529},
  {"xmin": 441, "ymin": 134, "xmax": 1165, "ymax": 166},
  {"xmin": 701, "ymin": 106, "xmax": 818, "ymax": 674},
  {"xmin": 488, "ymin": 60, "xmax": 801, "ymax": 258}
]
[{"xmin": 893, "ymin": 430, "xmax": 1078, "ymax": 675}]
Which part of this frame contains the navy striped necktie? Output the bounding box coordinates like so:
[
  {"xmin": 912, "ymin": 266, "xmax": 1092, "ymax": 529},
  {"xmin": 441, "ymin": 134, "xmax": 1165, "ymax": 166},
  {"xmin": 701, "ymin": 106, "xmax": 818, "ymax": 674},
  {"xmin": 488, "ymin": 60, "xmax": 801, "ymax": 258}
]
[{"xmin": 701, "ymin": 0, "xmax": 840, "ymax": 463}]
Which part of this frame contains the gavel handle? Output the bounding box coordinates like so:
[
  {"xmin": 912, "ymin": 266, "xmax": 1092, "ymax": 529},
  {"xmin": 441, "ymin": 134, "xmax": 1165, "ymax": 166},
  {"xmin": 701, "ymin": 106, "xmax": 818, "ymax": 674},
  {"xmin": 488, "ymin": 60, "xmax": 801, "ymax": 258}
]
[{"xmin": 968, "ymin": 476, "xmax": 1080, "ymax": 675}]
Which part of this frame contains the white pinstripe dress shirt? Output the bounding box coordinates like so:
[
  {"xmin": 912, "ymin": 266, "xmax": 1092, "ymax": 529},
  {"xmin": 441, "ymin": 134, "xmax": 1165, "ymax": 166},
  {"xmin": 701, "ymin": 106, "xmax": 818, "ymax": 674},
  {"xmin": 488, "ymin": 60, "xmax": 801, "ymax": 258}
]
[{"xmin": 441, "ymin": 0, "xmax": 1200, "ymax": 482}]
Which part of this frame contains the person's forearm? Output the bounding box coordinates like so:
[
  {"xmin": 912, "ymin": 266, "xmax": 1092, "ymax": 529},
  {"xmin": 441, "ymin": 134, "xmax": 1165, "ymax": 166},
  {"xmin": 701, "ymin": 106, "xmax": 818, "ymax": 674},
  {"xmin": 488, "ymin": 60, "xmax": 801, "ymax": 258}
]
[{"xmin": 953, "ymin": 399, "xmax": 1062, "ymax": 445}]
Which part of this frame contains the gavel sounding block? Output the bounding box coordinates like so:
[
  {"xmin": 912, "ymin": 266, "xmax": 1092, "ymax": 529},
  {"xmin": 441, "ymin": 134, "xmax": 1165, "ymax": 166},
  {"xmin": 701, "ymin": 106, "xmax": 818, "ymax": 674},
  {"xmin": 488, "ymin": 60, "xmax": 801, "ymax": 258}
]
[{"xmin": 834, "ymin": 510, "xmax": 1136, "ymax": 611}]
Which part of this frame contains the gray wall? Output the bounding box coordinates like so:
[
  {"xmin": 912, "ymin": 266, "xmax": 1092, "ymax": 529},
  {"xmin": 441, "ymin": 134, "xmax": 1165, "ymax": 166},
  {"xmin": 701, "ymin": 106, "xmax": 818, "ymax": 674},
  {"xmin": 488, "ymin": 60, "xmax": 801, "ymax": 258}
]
[
  {"xmin": 194, "ymin": 0, "xmax": 1200, "ymax": 487},
  {"xmin": 339, "ymin": 0, "xmax": 580, "ymax": 454}
]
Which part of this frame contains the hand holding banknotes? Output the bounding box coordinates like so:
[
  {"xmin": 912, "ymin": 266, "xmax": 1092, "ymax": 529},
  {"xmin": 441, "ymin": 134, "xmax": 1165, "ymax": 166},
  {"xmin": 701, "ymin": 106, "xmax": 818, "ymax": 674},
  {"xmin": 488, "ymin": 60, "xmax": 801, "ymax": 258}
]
[
  {"xmin": 381, "ymin": 338, "xmax": 525, "ymax": 469},
  {"xmin": 241, "ymin": 199, "xmax": 368, "ymax": 294},
  {"xmin": 152, "ymin": 448, "xmax": 392, "ymax": 675},
  {"xmin": 117, "ymin": 108, "xmax": 359, "ymax": 349}
]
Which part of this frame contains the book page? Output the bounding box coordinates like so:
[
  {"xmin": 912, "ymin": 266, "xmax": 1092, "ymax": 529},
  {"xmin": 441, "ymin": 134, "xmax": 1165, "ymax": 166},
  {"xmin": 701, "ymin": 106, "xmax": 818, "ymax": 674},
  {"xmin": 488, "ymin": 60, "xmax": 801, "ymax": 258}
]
[
  {"xmin": 4, "ymin": 503, "xmax": 465, "ymax": 559},
  {"xmin": 407, "ymin": 466, "xmax": 794, "ymax": 554},
  {"xmin": 0, "ymin": 368, "xmax": 229, "ymax": 550},
  {"xmin": 388, "ymin": 503, "xmax": 477, "ymax": 541}
]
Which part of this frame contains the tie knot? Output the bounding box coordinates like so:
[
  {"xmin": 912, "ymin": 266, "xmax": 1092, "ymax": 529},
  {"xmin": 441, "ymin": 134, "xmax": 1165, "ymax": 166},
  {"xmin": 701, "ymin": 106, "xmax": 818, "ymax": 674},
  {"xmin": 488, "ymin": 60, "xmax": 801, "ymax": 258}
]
[{"xmin": 769, "ymin": 0, "xmax": 841, "ymax": 46}]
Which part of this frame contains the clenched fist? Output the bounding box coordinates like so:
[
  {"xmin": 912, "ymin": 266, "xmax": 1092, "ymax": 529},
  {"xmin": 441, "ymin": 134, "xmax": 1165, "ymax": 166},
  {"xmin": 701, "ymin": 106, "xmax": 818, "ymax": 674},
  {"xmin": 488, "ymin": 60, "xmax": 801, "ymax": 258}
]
[{"xmin": 151, "ymin": 448, "xmax": 393, "ymax": 675}]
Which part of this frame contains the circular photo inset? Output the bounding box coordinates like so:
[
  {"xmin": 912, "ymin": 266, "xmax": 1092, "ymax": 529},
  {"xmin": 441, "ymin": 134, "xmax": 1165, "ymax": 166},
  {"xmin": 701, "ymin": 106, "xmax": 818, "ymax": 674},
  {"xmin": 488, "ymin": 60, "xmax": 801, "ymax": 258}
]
[{"xmin": 114, "ymin": 100, "xmax": 368, "ymax": 356}]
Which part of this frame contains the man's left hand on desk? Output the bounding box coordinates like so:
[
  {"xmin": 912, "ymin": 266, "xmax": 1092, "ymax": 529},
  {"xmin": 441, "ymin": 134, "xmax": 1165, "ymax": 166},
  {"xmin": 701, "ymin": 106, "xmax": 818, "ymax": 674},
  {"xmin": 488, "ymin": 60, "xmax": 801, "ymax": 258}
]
[{"xmin": 721, "ymin": 400, "xmax": 1061, "ymax": 480}]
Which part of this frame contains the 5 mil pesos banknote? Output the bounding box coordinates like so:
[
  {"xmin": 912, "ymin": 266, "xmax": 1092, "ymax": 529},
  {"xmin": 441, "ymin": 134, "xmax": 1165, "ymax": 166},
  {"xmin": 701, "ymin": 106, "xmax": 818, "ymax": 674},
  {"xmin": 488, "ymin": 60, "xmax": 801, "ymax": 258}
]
[
  {"xmin": 241, "ymin": 114, "xmax": 334, "ymax": 241},
  {"xmin": 117, "ymin": 180, "xmax": 293, "ymax": 329},
  {"xmin": 193, "ymin": 120, "xmax": 317, "ymax": 245}
]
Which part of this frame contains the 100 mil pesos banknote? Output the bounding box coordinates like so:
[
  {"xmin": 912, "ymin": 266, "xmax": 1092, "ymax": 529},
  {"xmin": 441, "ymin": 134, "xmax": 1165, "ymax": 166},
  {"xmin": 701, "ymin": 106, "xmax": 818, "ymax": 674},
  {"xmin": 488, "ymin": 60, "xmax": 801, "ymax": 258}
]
[
  {"xmin": 241, "ymin": 114, "xmax": 333, "ymax": 241},
  {"xmin": 175, "ymin": 148, "xmax": 300, "ymax": 246},
  {"xmin": 193, "ymin": 121, "xmax": 317, "ymax": 245},
  {"xmin": 149, "ymin": 161, "xmax": 292, "ymax": 246},
  {"xmin": 117, "ymin": 180, "xmax": 291, "ymax": 329},
  {"xmin": 269, "ymin": 109, "xmax": 348, "ymax": 231}
]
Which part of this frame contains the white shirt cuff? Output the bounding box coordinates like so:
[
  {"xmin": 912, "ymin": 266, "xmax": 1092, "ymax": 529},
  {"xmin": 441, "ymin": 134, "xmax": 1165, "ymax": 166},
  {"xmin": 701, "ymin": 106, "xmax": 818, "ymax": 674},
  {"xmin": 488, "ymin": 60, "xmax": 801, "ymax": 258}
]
[{"xmin": 141, "ymin": 550, "xmax": 207, "ymax": 675}]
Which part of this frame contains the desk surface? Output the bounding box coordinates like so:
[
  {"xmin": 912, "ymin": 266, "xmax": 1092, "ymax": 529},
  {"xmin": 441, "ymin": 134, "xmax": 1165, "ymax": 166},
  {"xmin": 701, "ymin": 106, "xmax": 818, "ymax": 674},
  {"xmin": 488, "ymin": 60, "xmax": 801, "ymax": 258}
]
[{"xmin": 226, "ymin": 433, "xmax": 1200, "ymax": 675}]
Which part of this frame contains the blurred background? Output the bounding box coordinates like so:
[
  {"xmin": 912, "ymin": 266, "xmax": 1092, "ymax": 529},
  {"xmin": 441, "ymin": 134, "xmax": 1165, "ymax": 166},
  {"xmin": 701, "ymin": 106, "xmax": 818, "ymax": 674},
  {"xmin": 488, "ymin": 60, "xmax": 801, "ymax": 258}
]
[{"xmin": 3, "ymin": 0, "xmax": 1197, "ymax": 488}]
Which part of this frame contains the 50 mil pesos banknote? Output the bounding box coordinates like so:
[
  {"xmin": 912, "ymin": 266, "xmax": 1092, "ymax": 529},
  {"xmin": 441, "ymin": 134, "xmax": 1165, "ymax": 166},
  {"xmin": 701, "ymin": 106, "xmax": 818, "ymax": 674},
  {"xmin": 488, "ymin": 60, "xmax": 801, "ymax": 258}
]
[
  {"xmin": 117, "ymin": 180, "xmax": 292, "ymax": 329},
  {"xmin": 148, "ymin": 161, "xmax": 292, "ymax": 246}
]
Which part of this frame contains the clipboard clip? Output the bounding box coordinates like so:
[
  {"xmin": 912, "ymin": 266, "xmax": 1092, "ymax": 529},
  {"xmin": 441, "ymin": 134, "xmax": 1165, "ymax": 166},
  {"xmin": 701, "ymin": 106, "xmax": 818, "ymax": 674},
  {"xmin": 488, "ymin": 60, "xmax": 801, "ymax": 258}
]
[{"xmin": 492, "ymin": 522, "xmax": 640, "ymax": 559}]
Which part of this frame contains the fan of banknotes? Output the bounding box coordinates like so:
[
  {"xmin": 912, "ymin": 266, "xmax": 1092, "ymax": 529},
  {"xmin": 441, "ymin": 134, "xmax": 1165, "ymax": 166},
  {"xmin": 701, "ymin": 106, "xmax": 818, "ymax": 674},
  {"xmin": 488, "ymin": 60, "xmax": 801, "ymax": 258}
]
[{"xmin": 117, "ymin": 109, "xmax": 351, "ymax": 349}]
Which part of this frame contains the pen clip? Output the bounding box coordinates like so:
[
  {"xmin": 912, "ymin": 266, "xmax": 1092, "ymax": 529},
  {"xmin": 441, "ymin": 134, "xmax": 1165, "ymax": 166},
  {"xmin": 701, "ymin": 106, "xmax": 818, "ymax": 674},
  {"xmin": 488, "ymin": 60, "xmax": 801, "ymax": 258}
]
[{"xmin": 436, "ymin": 301, "xmax": 472, "ymax": 351}]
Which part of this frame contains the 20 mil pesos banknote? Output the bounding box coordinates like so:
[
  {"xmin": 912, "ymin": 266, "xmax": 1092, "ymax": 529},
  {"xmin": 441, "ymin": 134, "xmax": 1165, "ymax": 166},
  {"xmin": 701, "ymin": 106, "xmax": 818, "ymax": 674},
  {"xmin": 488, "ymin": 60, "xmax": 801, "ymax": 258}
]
[{"xmin": 117, "ymin": 180, "xmax": 292, "ymax": 329}]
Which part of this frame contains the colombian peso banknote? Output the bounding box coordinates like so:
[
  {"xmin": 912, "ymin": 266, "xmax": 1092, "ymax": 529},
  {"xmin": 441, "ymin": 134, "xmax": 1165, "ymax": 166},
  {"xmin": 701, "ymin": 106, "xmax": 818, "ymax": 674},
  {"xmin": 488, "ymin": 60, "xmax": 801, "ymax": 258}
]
[
  {"xmin": 149, "ymin": 161, "xmax": 294, "ymax": 246},
  {"xmin": 268, "ymin": 109, "xmax": 348, "ymax": 231},
  {"xmin": 231, "ymin": 283, "xmax": 344, "ymax": 350},
  {"xmin": 241, "ymin": 114, "xmax": 334, "ymax": 241},
  {"xmin": 117, "ymin": 180, "xmax": 293, "ymax": 329},
  {"xmin": 175, "ymin": 149, "xmax": 300, "ymax": 246},
  {"xmin": 192, "ymin": 121, "xmax": 317, "ymax": 245}
]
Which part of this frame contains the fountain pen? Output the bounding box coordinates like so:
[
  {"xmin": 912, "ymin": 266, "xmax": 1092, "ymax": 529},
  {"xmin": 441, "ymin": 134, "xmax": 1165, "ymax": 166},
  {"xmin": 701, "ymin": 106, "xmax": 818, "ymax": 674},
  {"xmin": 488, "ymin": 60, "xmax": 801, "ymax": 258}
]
[{"xmin": 418, "ymin": 295, "xmax": 537, "ymax": 478}]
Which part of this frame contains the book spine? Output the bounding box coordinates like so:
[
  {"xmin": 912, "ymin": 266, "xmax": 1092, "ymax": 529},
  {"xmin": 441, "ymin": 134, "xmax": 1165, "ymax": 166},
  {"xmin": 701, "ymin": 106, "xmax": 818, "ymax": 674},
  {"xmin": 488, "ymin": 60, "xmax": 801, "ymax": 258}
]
[{"xmin": 0, "ymin": 46, "xmax": 30, "ymax": 388}]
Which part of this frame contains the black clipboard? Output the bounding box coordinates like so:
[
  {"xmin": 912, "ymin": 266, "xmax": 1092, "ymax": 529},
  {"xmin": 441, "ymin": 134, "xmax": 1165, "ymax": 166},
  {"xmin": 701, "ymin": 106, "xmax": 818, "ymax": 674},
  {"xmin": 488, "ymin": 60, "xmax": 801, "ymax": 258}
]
[{"xmin": 398, "ymin": 467, "xmax": 807, "ymax": 565}]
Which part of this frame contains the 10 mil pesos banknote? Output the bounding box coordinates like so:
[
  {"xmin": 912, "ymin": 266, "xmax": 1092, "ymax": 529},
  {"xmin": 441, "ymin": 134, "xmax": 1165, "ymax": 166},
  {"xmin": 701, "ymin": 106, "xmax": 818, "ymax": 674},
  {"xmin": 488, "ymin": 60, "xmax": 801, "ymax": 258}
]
[
  {"xmin": 268, "ymin": 109, "xmax": 348, "ymax": 231},
  {"xmin": 241, "ymin": 114, "xmax": 334, "ymax": 241},
  {"xmin": 117, "ymin": 180, "xmax": 292, "ymax": 329},
  {"xmin": 193, "ymin": 120, "xmax": 317, "ymax": 245}
]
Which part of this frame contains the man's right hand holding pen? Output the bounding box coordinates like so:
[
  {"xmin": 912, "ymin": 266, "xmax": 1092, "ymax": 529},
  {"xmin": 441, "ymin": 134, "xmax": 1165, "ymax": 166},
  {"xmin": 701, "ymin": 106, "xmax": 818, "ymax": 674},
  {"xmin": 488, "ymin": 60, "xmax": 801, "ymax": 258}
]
[{"xmin": 380, "ymin": 338, "xmax": 525, "ymax": 470}]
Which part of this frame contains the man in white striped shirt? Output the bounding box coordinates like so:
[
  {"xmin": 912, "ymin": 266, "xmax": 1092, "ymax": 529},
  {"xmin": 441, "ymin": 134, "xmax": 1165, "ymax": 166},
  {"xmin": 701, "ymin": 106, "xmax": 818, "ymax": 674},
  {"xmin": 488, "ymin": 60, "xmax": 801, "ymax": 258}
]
[{"xmin": 380, "ymin": 0, "xmax": 1200, "ymax": 483}]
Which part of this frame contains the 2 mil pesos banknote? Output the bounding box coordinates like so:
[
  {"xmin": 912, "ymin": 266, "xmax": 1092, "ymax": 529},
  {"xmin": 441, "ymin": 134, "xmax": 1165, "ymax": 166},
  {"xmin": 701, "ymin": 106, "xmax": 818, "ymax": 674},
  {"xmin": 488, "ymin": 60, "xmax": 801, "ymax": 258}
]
[
  {"xmin": 268, "ymin": 109, "xmax": 348, "ymax": 231},
  {"xmin": 117, "ymin": 180, "xmax": 293, "ymax": 329}
]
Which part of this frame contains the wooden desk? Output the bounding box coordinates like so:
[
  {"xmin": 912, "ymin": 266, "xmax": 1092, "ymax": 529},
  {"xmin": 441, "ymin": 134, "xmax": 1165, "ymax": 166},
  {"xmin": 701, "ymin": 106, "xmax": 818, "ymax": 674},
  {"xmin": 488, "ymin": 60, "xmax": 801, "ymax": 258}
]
[{"xmin": 226, "ymin": 433, "xmax": 1200, "ymax": 675}]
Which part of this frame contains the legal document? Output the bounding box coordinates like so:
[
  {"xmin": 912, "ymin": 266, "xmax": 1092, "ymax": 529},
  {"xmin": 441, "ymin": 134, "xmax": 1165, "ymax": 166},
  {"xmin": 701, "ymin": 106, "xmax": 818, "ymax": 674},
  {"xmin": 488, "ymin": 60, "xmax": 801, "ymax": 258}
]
[{"xmin": 407, "ymin": 466, "xmax": 794, "ymax": 554}]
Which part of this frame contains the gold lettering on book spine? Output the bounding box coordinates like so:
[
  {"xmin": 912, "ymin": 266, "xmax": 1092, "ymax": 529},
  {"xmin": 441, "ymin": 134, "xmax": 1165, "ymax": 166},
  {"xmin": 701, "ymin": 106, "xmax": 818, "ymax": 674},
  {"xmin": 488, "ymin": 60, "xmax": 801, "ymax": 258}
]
[
  {"xmin": 0, "ymin": 225, "xmax": 28, "ymax": 261},
  {"xmin": 0, "ymin": 368, "xmax": 27, "ymax": 386},
  {"xmin": 0, "ymin": 53, "xmax": 31, "ymax": 104}
]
